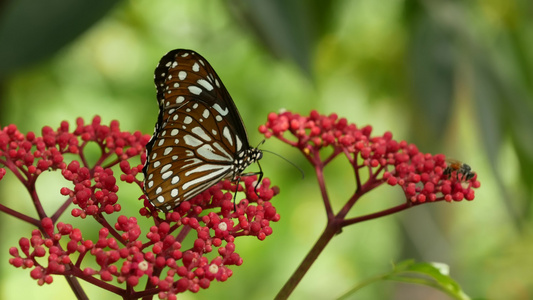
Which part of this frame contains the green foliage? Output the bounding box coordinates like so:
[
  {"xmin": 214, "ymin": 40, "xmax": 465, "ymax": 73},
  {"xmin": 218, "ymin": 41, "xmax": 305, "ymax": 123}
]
[
  {"xmin": 0, "ymin": 0, "xmax": 120, "ymax": 78},
  {"xmin": 338, "ymin": 260, "xmax": 471, "ymax": 300}
]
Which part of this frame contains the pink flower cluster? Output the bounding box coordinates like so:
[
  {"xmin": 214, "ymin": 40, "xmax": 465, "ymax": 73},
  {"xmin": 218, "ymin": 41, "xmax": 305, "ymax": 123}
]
[
  {"xmin": 0, "ymin": 116, "xmax": 279, "ymax": 299},
  {"xmin": 260, "ymin": 110, "xmax": 480, "ymax": 205}
]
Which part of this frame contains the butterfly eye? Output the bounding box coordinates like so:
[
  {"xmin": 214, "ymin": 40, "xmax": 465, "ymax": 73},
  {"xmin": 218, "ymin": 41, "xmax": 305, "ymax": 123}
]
[{"xmin": 142, "ymin": 49, "xmax": 263, "ymax": 212}]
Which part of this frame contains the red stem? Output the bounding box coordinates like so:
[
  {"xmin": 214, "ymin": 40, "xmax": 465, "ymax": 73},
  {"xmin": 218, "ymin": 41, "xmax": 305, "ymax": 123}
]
[
  {"xmin": 28, "ymin": 181, "xmax": 47, "ymax": 220},
  {"xmin": 78, "ymin": 141, "xmax": 90, "ymax": 168},
  {"xmin": 0, "ymin": 203, "xmax": 39, "ymax": 226},
  {"xmin": 51, "ymin": 196, "xmax": 74, "ymax": 223},
  {"xmin": 342, "ymin": 202, "xmax": 412, "ymax": 226},
  {"xmin": 314, "ymin": 162, "xmax": 333, "ymax": 219},
  {"xmin": 69, "ymin": 267, "xmax": 124, "ymax": 296},
  {"xmin": 63, "ymin": 273, "xmax": 89, "ymax": 300},
  {"xmin": 0, "ymin": 158, "xmax": 28, "ymax": 183}
]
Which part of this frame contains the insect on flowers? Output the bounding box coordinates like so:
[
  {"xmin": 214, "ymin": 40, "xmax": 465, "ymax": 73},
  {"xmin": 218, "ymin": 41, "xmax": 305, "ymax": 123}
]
[
  {"xmin": 443, "ymin": 159, "xmax": 476, "ymax": 181},
  {"xmin": 143, "ymin": 49, "xmax": 263, "ymax": 212}
]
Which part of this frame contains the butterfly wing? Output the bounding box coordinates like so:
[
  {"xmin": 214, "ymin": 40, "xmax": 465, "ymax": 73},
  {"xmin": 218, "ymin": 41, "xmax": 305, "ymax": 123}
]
[{"xmin": 143, "ymin": 49, "xmax": 257, "ymax": 211}]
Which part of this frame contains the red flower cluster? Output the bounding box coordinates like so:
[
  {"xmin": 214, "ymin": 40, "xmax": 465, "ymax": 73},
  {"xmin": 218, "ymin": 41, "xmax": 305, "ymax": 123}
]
[
  {"xmin": 260, "ymin": 110, "xmax": 480, "ymax": 205},
  {"xmin": 0, "ymin": 116, "xmax": 279, "ymax": 299},
  {"xmin": 259, "ymin": 110, "xmax": 481, "ymax": 299}
]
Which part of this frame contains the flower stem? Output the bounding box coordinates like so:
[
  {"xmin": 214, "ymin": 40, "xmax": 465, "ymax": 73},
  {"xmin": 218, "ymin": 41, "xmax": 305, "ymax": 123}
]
[
  {"xmin": 341, "ymin": 202, "xmax": 411, "ymax": 227},
  {"xmin": 314, "ymin": 162, "xmax": 333, "ymax": 218},
  {"xmin": 0, "ymin": 203, "xmax": 39, "ymax": 226},
  {"xmin": 64, "ymin": 274, "xmax": 89, "ymax": 300}
]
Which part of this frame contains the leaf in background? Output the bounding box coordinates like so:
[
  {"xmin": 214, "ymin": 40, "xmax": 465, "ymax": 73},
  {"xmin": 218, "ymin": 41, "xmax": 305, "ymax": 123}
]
[
  {"xmin": 225, "ymin": 0, "xmax": 334, "ymax": 75},
  {"xmin": 337, "ymin": 260, "xmax": 472, "ymax": 300},
  {"xmin": 471, "ymin": 27, "xmax": 533, "ymax": 228},
  {"xmin": 0, "ymin": 0, "xmax": 120, "ymax": 79},
  {"xmin": 406, "ymin": 12, "xmax": 455, "ymax": 144}
]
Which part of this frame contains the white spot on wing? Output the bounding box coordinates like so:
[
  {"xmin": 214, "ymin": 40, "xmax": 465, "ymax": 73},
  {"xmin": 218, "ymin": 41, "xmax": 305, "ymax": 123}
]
[
  {"xmin": 192, "ymin": 126, "xmax": 211, "ymax": 141},
  {"xmin": 211, "ymin": 142, "xmax": 233, "ymax": 160},
  {"xmin": 178, "ymin": 71, "xmax": 187, "ymax": 80},
  {"xmin": 160, "ymin": 164, "xmax": 171, "ymax": 173},
  {"xmin": 213, "ymin": 104, "xmax": 229, "ymax": 116},
  {"xmin": 196, "ymin": 144, "xmax": 233, "ymax": 162},
  {"xmin": 188, "ymin": 86, "xmax": 202, "ymax": 95},
  {"xmin": 171, "ymin": 176, "xmax": 180, "ymax": 184},
  {"xmin": 197, "ymin": 79, "xmax": 213, "ymax": 91},
  {"xmin": 222, "ymin": 127, "xmax": 233, "ymax": 147},
  {"xmin": 171, "ymin": 189, "xmax": 178, "ymax": 197},
  {"xmin": 183, "ymin": 135, "xmax": 202, "ymax": 147},
  {"xmin": 182, "ymin": 158, "xmax": 202, "ymax": 168},
  {"xmin": 235, "ymin": 135, "xmax": 243, "ymax": 151},
  {"xmin": 182, "ymin": 165, "xmax": 231, "ymax": 191},
  {"xmin": 192, "ymin": 63, "xmax": 200, "ymax": 72},
  {"xmin": 162, "ymin": 170, "xmax": 173, "ymax": 180}
]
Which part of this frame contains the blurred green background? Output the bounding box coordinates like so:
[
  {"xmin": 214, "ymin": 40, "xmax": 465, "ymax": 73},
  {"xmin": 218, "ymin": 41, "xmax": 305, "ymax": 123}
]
[{"xmin": 1, "ymin": 0, "xmax": 532, "ymax": 299}]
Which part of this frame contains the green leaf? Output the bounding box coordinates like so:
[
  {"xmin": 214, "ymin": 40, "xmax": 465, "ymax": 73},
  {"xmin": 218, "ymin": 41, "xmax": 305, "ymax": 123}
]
[
  {"xmin": 337, "ymin": 260, "xmax": 471, "ymax": 300},
  {"xmin": 226, "ymin": 0, "xmax": 333, "ymax": 75},
  {"xmin": 406, "ymin": 12, "xmax": 455, "ymax": 144},
  {"xmin": 0, "ymin": 0, "xmax": 119, "ymax": 78}
]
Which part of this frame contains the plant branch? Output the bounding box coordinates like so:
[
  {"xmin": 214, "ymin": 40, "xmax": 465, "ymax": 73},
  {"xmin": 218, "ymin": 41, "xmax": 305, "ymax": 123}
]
[
  {"xmin": 51, "ymin": 196, "xmax": 74, "ymax": 223},
  {"xmin": 314, "ymin": 162, "xmax": 333, "ymax": 218},
  {"xmin": 0, "ymin": 203, "xmax": 40, "ymax": 226},
  {"xmin": 341, "ymin": 202, "xmax": 412, "ymax": 227}
]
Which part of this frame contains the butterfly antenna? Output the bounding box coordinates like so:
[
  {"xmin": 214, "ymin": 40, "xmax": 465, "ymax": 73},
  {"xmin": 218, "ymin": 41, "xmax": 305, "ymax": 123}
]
[{"xmin": 261, "ymin": 149, "xmax": 305, "ymax": 179}]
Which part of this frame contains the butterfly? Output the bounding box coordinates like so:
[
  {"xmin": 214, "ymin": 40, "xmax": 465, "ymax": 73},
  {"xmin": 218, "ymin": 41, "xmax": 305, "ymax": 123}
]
[{"xmin": 142, "ymin": 49, "xmax": 263, "ymax": 212}]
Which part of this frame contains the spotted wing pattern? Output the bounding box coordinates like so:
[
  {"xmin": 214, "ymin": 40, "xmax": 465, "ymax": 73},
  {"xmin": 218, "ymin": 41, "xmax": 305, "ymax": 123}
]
[{"xmin": 143, "ymin": 49, "xmax": 262, "ymax": 212}]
